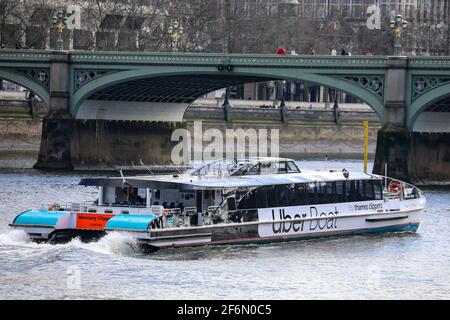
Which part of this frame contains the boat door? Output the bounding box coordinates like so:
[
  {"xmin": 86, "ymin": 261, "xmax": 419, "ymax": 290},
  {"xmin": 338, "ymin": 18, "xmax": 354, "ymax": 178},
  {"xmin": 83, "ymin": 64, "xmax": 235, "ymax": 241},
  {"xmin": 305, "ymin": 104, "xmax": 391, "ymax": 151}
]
[{"xmin": 196, "ymin": 190, "xmax": 203, "ymax": 212}]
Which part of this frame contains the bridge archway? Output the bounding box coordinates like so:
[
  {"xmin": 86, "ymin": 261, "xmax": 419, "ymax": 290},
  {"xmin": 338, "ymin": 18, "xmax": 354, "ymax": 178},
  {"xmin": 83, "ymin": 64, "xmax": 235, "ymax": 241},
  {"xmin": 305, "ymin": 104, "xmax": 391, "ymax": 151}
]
[
  {"xmin": 408, "ymin": 82, "xmax": 450, "ymax": 131},
  {"xmin": 0, "ymin": 69, "xmax": 49, "ymax": 107},
  {"xmin": 71, "ymin": 68, "xmax": 385, "ymax": 122}
]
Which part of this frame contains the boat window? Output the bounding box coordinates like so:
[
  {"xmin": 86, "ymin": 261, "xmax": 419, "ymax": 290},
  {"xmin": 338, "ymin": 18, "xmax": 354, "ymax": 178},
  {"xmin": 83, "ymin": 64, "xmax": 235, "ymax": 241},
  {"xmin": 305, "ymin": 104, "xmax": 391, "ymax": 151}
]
[
  {"xmin": 364, "ymin": 180, "xmax": 375, "ymax": 201},
  {"xmin": 356, "ymin": 180, "xmax": 365, "ymax": 201},
  {"xmin": 286, "ymin": 161, "xmax": 300, "ymax": 173},
  {"xmin": 317, "ymin": 182, "xmax": 327, "ymax": 204},
  {"xmin": 315, "ymin": 182, "xmax": 335, "ymax": 204},
  {"xmin": 227, "ymin": 197, "xmax": 237, "ymax": 211},
  {"xmin": 277, "ymin": 185, "xmax": 289, "ymax": 207},
  {"xmin": 247, "ymin": 181, "xmax": 356, "ymax": 209},
  {"xmin": 267, "ymin": 186, "xmax": 279, "ymax": 207},
  {"xmin": 246, "ymin": 164, "xmax": 260, "ymax": 175},
  {"xmin": 345, "ymin": 180, "xmax": 356, "ymax": 202},
  {"xmin": 247, "ymin": 191, "xmax": 258, "ymax": 209},
  {"xmin": 286, "ymin": 184, "xmax": 296, "ymax": 206},
  {"xmin": 336, "ymin": 181, "xmax": 345, "ymax": 202},
  {"xmin": 287, "ymin": 183, "xmax": 308, "ymax": 206},
  {"xmin": 326, "ymin": 182, "xmax": 337, "ymax": 203},
  {"xmin": 256, "ymin": 187, "xmax": 268, "ymax": 208},
  {"xmin": 273, "ymin": 161, "xmax": 287, "ymax": 173},
  {"xmin": 113, "ymin": 187, "xmax": 146, "ymax": 207},
  {"xmin": 374, "ymin": 180, "xmax": 383, "ymax": 200},
  {"xmin": 260, "ymin": 162, "xmax": 272, "ymax": 174},
  {"xmin": 307, "ymin": 182, "xmax": 318, "ymax": 205},
  {"xmin": 238, "ymin": 190, "xmax": 257, "ymax": 210}
]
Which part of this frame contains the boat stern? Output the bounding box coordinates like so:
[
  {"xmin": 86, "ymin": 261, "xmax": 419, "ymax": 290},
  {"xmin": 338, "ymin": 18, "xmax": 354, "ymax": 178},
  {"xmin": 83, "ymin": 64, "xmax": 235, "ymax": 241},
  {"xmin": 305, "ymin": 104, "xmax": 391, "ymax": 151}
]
[{"xmin": 9, "ymin": 210, "xmax": 70, "ymax": 241}]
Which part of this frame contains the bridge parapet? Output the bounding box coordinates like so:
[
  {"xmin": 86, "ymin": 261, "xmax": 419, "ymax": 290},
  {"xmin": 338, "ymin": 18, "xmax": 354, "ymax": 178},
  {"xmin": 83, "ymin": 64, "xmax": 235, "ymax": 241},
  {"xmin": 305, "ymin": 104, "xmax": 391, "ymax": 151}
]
[
  {"xmin": 409, "ymin": 57, "xmax": 450, "ymax": 68},
  {"xmin": 0, "ymin": 50, "xmax": 52, "ymax": 63},
  {"xmin": 70, "ymin": 51, "xmax": 389, "ymax": 68}
]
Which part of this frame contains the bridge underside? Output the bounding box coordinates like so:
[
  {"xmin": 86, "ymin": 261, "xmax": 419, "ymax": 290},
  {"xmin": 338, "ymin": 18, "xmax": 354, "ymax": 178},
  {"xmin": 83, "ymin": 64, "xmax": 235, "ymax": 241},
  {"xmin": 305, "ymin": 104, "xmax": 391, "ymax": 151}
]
[
  {"xmin": 374, "ymin": 93, "xmax": 450, "ymax": 184},
  {"xmin": 77, "ymin": 75, "xmax": 271, "ymax": 121},
  {"xmin": 413, "ymin": 96, "xmax": 450, "ymax": 133}
]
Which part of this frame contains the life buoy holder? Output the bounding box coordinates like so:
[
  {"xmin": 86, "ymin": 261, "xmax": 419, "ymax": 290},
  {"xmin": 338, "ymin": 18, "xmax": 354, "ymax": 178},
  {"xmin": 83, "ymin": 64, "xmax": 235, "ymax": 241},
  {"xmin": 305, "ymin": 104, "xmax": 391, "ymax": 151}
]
[{"xmin": 388, "ymin": 181, "xmax": 402, "ymax": 194}]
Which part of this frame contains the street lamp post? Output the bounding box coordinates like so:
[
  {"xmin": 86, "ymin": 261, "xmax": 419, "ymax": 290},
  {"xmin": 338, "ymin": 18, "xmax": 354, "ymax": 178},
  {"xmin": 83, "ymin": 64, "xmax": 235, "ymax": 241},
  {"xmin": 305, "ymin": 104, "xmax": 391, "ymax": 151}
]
[
  {"xmin": 222, "ymin": 87, "xmax": 231, "ymax": 122},
  {"xmin": 51, "ymin": 10, "xmax": 69, "ymax": 51},
  {"xmin": 390, "ymin": 14, "xmax": 408, "ymax": 56},
  {"xmin": 279, "ymin": 80, "xmax": 287, "ymax": 123},
  {"xmin": 168, "ymin": 20, "xmax": 184, "ymax": 52}
]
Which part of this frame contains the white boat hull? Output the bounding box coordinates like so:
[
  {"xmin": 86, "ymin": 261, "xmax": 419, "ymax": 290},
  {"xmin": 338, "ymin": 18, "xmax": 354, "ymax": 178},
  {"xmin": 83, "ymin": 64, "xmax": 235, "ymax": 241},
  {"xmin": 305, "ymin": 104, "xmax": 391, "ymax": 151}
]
[{"xmin": 124, "ymin": 204, "xmax": 422, "ymax": 249}]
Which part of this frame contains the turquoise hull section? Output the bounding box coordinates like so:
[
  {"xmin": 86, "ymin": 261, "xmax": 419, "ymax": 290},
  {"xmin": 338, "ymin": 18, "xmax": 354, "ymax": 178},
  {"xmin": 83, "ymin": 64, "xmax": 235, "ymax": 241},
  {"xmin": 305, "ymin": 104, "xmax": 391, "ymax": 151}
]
[
  {"xmin": 106, "ymin": 214, "xmax": 159, "ymax": 231},
  {"xmin": 12, "ymin": 210, "xmax": 66, "ymax": 227}
]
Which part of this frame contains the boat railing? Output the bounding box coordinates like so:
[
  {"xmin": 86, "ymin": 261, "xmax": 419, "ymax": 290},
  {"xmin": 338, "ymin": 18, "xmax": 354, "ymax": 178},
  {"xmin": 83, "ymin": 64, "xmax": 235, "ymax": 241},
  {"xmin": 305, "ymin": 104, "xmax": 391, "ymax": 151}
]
[
  {"xmin": 207, "ymin": 206, "xmax": 221, "ymax": 215},
  {"xmin": 379, "ymin": 176, "xmax": 424, "ymax": 201},
  {"xmin": 166, "ymin": 208, "xmax": 181, "ymax": 215},
  {"xmin": 41, "ymin": 202, "xmax": 80, "ymax": 211},
  {"xmin": 183, "ymin": 206, "xmax": 197, "ymax": 216}
]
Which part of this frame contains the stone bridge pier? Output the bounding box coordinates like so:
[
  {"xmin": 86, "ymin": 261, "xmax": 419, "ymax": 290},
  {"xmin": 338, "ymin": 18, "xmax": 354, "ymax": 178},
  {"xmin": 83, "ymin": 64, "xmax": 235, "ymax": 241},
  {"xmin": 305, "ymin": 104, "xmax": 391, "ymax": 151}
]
[
  {"xmin": 34, "ymin": 52, "xmax": 73, "ymax": 169},
  {"xmin": 34, "ymin": 52, "xmax": 180, "ymax": 170},
  {"xmin": 373, "ymin": 57, "xmax": 450, "ymax": 185}
]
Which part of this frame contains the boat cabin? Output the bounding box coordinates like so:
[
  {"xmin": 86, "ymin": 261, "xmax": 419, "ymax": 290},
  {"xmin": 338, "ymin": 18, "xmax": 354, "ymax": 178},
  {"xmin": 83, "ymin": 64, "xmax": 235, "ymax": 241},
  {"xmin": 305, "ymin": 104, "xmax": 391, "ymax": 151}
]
[{"xmin": 78, "ymin": 158, "xmax": 423, "ymax": 229}]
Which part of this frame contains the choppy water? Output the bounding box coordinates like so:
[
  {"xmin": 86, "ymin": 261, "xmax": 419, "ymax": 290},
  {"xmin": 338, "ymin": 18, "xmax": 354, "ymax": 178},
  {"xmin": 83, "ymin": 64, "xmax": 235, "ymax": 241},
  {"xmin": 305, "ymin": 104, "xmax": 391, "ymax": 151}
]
[{"xmin": 0, "ymin": 159, "xmax": 449, "ymax": 299}]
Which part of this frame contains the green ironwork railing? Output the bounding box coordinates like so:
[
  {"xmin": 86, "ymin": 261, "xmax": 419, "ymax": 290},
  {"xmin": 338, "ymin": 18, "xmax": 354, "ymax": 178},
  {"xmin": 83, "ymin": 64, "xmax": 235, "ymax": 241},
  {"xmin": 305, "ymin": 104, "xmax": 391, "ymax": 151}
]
[{"xmin": 69, "ymin": 51, "xmax": 389, "ymax": 67}]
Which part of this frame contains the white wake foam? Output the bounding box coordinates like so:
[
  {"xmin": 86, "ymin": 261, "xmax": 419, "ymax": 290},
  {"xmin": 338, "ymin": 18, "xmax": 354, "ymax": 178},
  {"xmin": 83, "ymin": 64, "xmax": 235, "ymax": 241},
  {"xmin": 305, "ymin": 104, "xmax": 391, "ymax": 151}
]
[
  {"xmin": 0, "ymin": 229, "xmax": 140, "ymax": 257},
  {"xmin": 67, "ymin": 232, "xmax": 139, "ymax": 256},
  {"xmin": 0, "ymin": 229, "xmax": 32, "ymax": 246}
]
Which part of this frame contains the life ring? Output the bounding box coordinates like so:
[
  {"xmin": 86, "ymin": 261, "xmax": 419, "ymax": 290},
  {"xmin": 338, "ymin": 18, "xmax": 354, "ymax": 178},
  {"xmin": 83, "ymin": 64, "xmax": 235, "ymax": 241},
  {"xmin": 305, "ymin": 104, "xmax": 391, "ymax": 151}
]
[{"xmin": 388, "ymin": 181, "xmax": 402, "ymax": 194}]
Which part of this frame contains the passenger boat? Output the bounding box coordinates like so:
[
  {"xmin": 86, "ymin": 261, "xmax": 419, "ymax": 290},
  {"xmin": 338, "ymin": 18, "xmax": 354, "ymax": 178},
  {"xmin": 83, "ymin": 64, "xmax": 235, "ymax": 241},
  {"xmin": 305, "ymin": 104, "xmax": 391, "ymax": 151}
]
[{"xmin": 10, "ymin": 158, "xmax": 425, "ymax": 251}]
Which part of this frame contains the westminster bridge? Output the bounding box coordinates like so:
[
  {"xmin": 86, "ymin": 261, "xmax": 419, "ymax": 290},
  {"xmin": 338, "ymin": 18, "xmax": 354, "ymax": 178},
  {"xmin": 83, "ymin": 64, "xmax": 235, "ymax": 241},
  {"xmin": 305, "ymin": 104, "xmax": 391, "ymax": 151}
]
[{"xmin": 0, "ymin": 49, "xmax": 449, "ymax": 184}]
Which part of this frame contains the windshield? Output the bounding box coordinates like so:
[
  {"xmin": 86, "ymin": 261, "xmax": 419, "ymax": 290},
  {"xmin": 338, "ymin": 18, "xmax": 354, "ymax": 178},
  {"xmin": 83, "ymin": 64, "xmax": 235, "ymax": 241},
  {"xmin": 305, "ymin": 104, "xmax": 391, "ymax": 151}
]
[{"xmin": 230, "ymin": 160, "xmax": 300, "ymax": 176}]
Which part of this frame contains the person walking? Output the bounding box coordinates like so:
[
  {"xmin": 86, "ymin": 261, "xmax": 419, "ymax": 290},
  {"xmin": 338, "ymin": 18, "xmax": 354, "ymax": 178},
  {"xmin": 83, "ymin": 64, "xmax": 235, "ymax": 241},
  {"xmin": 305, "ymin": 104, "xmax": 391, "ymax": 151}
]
[{"xmin": 331, "ymin": 48, "xmax": 337, "ymax": 56}]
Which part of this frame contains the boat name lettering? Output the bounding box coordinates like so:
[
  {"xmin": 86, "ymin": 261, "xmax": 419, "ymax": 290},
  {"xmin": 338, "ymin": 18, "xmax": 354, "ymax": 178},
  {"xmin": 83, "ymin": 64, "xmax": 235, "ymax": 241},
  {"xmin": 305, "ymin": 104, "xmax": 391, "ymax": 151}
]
[
  {"xmin": 76, "ymin": 213, "xmax": 114, "ymax": 230},
  {"xmin": 77, "ymin": 214, "xmax": 111, "ymax": 221},
  {"xmin": 354, "ymin": 203, "xmax": 383, "ymax": 211},
  {"xmin": 271, "ymin": 206, "xmax": 338, "ymax": 234}
]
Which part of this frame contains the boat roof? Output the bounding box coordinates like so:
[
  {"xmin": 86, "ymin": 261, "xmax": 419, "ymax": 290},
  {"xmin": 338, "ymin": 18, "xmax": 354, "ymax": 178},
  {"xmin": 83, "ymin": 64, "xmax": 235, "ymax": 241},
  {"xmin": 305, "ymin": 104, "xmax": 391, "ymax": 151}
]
[{"xmin": 79, "ymin": 170, "xmax": 381, "ymax": 190}]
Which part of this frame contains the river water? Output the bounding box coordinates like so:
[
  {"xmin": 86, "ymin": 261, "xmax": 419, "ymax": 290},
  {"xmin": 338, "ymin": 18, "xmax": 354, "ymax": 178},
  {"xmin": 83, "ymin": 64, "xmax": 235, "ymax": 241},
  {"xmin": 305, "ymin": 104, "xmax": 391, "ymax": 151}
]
[{"xmin": 0, "ymin": 158, "xmax": 449, "ymax": 300}]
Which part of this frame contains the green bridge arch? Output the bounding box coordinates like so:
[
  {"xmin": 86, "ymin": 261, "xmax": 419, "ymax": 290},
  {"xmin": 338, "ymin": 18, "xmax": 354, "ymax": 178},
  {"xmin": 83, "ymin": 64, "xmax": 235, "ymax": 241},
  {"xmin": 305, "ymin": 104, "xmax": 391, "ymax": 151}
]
[
  {"xmin": 408, "ymin": 82, "xmax": 450, "ymax": 129},
  {"xmin": 71, "ymin": 67, "xmax": 385, "ymax": 121},
  {"xmin": 0, "ymin": 69, "xmax": 49, "ymax": 107}
]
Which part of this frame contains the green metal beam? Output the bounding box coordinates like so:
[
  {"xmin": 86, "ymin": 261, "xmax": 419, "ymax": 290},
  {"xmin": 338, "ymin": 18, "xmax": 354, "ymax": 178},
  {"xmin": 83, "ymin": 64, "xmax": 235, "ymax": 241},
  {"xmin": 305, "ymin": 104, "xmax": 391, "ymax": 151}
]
[
  {"xmin": 71, "ymin": 66, "xmax": 385, "ymax": 120},
  {"xmin": 407, "ymin": 82, "xmax": 450, "ymax": 129},
  {"xmin": 0, "ymin": 69, "xmax": 50, "ymax": 107}
]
